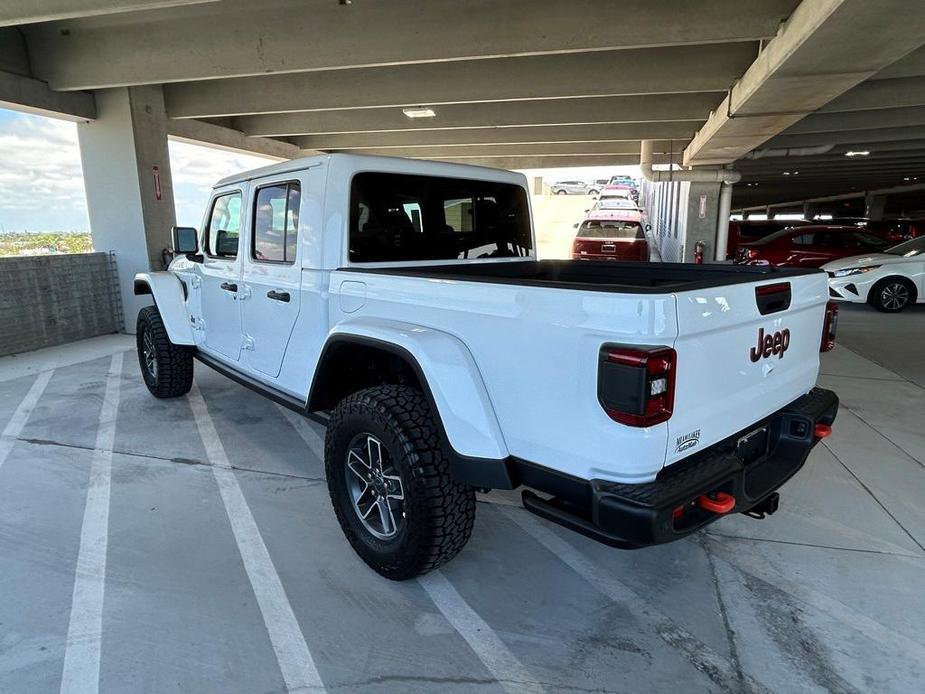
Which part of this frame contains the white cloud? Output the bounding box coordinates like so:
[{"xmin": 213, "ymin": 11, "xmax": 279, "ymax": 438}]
[
  {"xmin": 168, "ymin": 140, "xmax": 275, "ymax": 227},
  {"xmin": 0, "ymin": 109, "xmax": 275, "ymax": 232},
  {"xmin": 0, "ymin": 114, "xmax": 88, "ymax": 231}
]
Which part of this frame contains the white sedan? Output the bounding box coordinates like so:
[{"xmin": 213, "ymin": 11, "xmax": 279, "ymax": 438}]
[{"xmin": 823, "ymin": 236, "xmax": 925, "ymax": 312}]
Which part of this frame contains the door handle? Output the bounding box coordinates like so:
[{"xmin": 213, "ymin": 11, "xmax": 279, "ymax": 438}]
[
  {"xmin": 220, "ymin": 282, "xmax": 238, "ymax": 292},
  {"xmin": 266, "ymin": 290, "xmax": 291, "ymax": 303}
]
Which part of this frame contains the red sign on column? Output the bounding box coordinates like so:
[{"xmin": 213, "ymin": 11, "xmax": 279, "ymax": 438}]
[{"xmin": 152, "ymin": 165, "xmax": 162, "ymax": 201}]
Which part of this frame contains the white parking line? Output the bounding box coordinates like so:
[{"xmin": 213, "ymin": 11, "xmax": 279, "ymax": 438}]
[
  {"xmin": 0, "ymin": 369, "xmax": 54, "ymax": 471},
  {"xmin": 497, "ymin": 505, "xmax": 773, "ymax": 694},
  {"xmin": 418, "ymin": 570, "xmax": 546, "ymax": 694},
  {"xmin": 189, "ymin": 383, "xmax": 326, "ymax": 694},
  {"xmin": 60, "ymin": 352, "xmax": 123, "ymax": 694}
]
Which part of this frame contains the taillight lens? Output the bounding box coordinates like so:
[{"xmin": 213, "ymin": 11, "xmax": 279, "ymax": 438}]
[
  {"xmin": 746, "ymin": 249, "xmax": 759, "ymax": 259},
  {"xmin": 821, "ymin": 301, "xmax": 838, "ymax": 352},
  {"xmin": 598, "ymin": 345, "xmax": 676, "ymax": 427}
]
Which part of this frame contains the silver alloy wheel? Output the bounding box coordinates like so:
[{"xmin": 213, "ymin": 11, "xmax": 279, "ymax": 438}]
[
  {"xmin": 345, "ymin": 434, "xmax": 405, "ymax": 540},
  {"xmin": 142, "ymin": 328, "xmax": 158, "ymax": 380},
  {"xmin": 881, "ymin": 282, "xmax": 909, "ymax": 310}
]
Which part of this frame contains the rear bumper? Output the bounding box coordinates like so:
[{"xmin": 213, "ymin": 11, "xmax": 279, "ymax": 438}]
[{"xmin": 522, "ymin": 387, "xmax": 839, "ymax": 549}]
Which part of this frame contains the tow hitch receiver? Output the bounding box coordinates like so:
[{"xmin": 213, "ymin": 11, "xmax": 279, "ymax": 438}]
[
  {"xmin": 744, "ymin": 492, "xmax": 780, "ymax": 519},
  {"xmin": 697, "ymin": 491, "xmax": 736, "ymax": 514}
]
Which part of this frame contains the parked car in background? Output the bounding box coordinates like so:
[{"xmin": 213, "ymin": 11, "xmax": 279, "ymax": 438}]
[
  {"xmin": 824, "ymin": 236, "xmax": 925, "ymax": 312},
  {"xmin": 551, "ymin": 180, "xmax": 601, "ymax": 196},
  {"xmin": 572, "ymin": 210, "xmax": 649, "ymax": 261},
  {"xmin": 736, "ymin": 225, "xmax": 891, "ymax": 268},
  {"xmin": 819, "ymin": 217, "xmax": 925, "ymax": 244},
  {"xmin": 726, "ymin": 219, "xmax": 811, "ymax": 259},
  {"xmin": 593, "ymin": 197, "xmax": 639, "ymax": 212},
  {"xmin": 597, "ymin": 185, "xmax": 634, "ymax": 202},
  {"xmin": 607, "ymin": 175, "xmax": 637, "ymax": 189}
]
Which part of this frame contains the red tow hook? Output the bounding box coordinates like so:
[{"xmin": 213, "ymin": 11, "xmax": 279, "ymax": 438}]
[
  {"xmin": 698, "ymin": 491, "xmax": 736, "ymax": 514},
  {"xmin": 814, "ymin": 423, "xmax": 833, "ymax": 439}
]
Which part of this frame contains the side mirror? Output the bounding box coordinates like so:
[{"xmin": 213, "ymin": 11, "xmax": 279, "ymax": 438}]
[{"xmin": 172, "ymin": 226, "xmax": 199, "ymax": 254}]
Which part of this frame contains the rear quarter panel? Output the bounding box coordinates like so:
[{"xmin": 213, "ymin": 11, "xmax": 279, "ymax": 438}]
[{"xmin": 330, "ymin": 270, "xmax": 677, "ymax": 483}]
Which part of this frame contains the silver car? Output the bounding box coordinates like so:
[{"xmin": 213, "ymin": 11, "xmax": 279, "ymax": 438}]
[{"xmin": 551, "ymin": 180, "xmax": 601, "ymax": 196}]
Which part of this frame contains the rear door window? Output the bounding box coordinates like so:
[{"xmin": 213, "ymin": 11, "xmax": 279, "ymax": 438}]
[{"xmin": 252, "ymin": 182, "xmax": 301, "ymax": 263}]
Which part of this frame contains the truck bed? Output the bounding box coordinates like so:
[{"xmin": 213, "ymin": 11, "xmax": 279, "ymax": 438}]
[{"xmin": 341, "ymin": 260, "xmax": 821, "ymax": 294}]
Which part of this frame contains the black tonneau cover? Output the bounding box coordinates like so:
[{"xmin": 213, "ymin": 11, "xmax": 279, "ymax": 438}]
[{"xmin": 341, "ymin": 260, "xmax": 822, "ymax": 294}]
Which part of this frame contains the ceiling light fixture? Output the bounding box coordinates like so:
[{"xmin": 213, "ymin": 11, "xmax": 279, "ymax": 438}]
[
  {"xmin": 845, "ymin": 150, "xmax": 870, "ymax": 157},
  {"xmin": 403, "ymin": 107, "xmax": 436, "ymax": 119}
]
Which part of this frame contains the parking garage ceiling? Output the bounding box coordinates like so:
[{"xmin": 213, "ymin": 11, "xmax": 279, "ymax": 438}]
[{"xmin": 2, "ymin": 0, "xmax": 925, "ymax": 209}]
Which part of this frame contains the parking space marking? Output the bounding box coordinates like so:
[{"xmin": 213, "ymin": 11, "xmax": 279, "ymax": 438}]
[
  {"xmin": 498, "ymin": 505, "xmax": 773, "ymax": 694},
  {"xmin": 418, "ymin": 570, "xmax": 546, "ymax": 694},
  {"xmin": 0, "ymin": 369, "xmax": 54, "ymax": 471},
  {"xmin": 60, "ymin": 352, "xmax": 122, "ymax": 694},
  {"xmin": 189, "ymin": 383, "xmax": 327, "ymax": 694}
]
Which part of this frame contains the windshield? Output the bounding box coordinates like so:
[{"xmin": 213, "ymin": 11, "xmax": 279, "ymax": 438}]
[
  {"xmin": 886, "ymin": 236, "xmax": 925, "ymax": 257},
  {"xmin": 577, "ymin": 220, "xmax": 643, "ymax": 239}
]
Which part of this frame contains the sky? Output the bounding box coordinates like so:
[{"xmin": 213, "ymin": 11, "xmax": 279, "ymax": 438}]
[
  {"xmin": 0, "ymin": 107, "xmax": 640, "ymax": 234},
  {"xmin": 0, "ymin": 108, "xmax": 274, "ymax": 233}
]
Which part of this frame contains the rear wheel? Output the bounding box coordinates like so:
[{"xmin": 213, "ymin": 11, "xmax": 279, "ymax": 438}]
[
  {"xmin": 325, "ymin": 385, "xmax": 475, "ymax": 580},
  {"xmin": 555, "ymin": 189, "xmax": 567, "ymax": 195},
  {"xmin": 136, "ymin": 306, "xmax": 194, "ymax": 398},
  {"xmin": 869, "ymin": 277, "xmax": 915, "ymax": 312}
]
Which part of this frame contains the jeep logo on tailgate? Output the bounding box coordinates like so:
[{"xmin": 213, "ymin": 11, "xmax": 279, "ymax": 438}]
[{"xmin": 750, "ymin": 327, "xmax": 790, "ymax": 362}]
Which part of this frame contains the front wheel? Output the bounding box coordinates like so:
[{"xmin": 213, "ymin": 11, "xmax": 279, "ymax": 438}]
[
  {"xmin": 136, "ymin": 306, "xmax": 194, "ymax": 398},
  {"xmin": 869, "ymin": 277, "xmax": 915, "ymax": 312},
  {"xmin": 324, "ymin": 385, "xmax": 475, "ymax": 580}
]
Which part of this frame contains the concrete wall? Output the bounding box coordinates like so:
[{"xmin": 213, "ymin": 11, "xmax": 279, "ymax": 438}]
[
  {"xmin": 0, "ymin": 252, "xmax": 122, "ymax": 357},
  {"xmin": 640, "ymin": 179, "xmax": 723, "ymax": 262}
]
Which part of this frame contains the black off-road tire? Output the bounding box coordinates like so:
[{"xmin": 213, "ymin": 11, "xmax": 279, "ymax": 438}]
[
  {"xmin": 136, "ymin": 305, "xmax": 194, "ymax": 398},
  {"xmin": 868, "ymin": 277, "xmax": 916, "ymax": 313},
  {"xmin": 325, "ymin": 385, "xmax": 476, "ymax": 580}
]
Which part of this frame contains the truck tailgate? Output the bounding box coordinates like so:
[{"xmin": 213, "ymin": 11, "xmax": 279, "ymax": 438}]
[{"xmin": 665, "ymin": 272, "xmax": 828, "ymax": 467}]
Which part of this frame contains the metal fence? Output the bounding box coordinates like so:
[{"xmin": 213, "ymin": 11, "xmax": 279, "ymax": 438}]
[{"xmin": 0, "ymin": 252, "xmax": 123, "ymax": 357}]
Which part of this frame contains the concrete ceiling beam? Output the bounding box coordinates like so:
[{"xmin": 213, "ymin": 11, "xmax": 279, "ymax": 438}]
[
  {"xmin": 819, "ymin": 76, "xmax": 925, "ymax": 113},
  {"xmin": 683, "ymin": 0, "xmax": 925, "ymax": 166},
  {"xmin": 166, "ymin": 118, "xmax": 303, "ymax": 160},
  {"xmin": 423, "ymin": 155, "xmax": 657, "ymax": 170},
  {"xmin": 0, "ymin": 69, "xmax": 96, "ymax": 120},
  {"xmin": 784, "ymin": 105, "xmax": 925, "ymax": 135},
  {"xmin": 294, "ymin": 123, "xmax": 698, "ymax": 150},
  {"xmin": 23, "ymin": 0, "xmax": 797, "ymax": 90},
  {"xmin": 326, "ymin": 142, "xmax": 679, "ymax": 160},
  {"xmin": 0, "ymin": 0, "xmax": 218, "ymax": 27},
  {"xmin": 232, "ymin": 94, "xmax": 722, "ymax": 138},
  {"xmin": 163, "ymin": 44, "xmax": 759, "ymax": 119},
  {"xmin": 766, "ymin": 125, "xmax": 925, "ymax": 148}
]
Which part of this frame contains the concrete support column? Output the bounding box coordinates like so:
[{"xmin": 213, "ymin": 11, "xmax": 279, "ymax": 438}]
[
  {"xmin": 682, "ymin": 181, "xmax": 722, "ymax": 263},
  {"xmin": 78, "ymin": 85, "xmax": 176, "ymax": 331},
  {"xmin": 865, "ymin": 193, "xmax": 886, "ymax": 221}
]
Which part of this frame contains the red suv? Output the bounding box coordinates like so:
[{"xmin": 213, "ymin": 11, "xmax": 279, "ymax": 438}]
[
  {"xmin": 572, "ymin": 210, "xmax": 648, "ymax": 261},
  {"xmin": 736, "ymin": 225, "xmax": 891, "ymax": 267}
]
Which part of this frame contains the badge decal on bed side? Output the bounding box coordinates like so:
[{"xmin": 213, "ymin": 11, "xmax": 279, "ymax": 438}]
[{"xmin": 676, "ymin": 429, "xmax": 701, "ymax": 453}]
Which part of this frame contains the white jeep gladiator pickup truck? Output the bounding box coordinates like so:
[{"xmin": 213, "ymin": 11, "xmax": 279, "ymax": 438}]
[{"xmin": 134, "ymin": 154, "xmax": 839, "ymax": 580}]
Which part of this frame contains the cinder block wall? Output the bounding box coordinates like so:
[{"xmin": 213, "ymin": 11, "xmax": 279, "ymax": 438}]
[{"xmin": 0, "ymin": 252, "xmax": 123, "ymax": 357}]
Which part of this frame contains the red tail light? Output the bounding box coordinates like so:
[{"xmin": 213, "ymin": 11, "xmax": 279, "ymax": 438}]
[
  {"xmin": 820, "ymin": 301, "xmax": 838, "ymax": 352},
  {"xmin": 598, "ymin": 345, "xmax": 676, "ymax": 427},
  {"xmin": 746, "ymin": 249, "xmax": 760, "ymax": 259}
]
